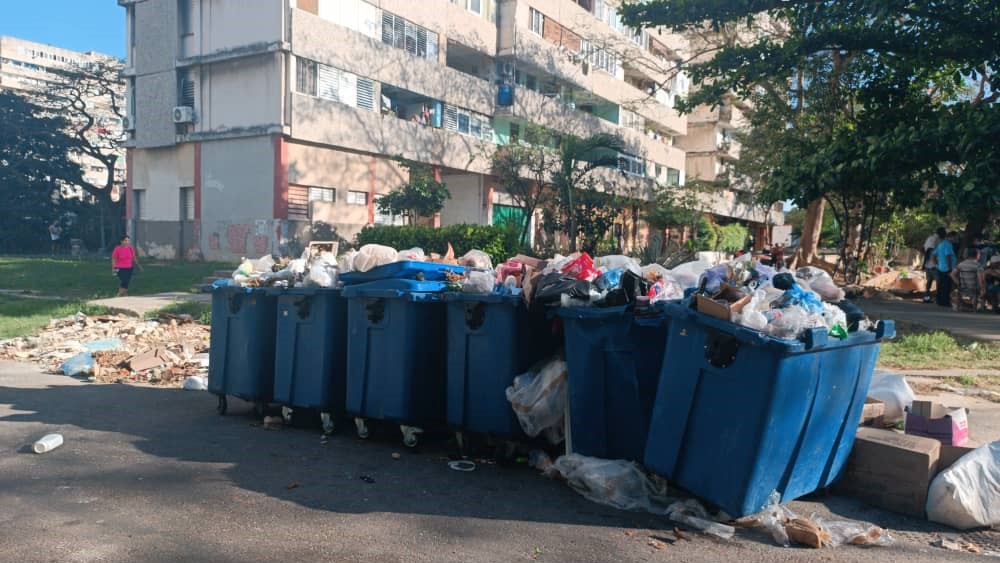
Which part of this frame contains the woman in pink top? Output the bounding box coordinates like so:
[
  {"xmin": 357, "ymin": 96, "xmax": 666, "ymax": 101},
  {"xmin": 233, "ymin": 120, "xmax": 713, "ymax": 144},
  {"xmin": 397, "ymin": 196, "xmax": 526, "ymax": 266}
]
[{"xmin": 111, "ymin": 236, "xmax": 143, "ymax": 296}]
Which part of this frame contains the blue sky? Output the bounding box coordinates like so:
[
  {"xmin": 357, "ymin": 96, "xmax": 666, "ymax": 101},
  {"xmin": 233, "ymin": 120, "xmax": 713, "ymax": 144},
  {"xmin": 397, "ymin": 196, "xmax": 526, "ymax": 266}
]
[{"xmin": 1, "ymin": 0, "xmax": 125, "ymax": 58}]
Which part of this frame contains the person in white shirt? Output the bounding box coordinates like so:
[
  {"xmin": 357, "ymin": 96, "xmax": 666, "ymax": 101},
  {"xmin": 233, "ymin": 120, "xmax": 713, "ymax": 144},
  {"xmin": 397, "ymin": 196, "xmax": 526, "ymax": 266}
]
[{"xmin": 923, "ymin": 227, "xmax": 946, "ymax": 303}]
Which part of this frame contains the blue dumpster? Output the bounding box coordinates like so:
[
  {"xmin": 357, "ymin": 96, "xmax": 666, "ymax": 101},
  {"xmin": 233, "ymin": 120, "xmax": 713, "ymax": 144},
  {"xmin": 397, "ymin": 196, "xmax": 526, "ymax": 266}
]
[
  {"xmin": 208, "ymin": 287, "xmax": 278, "ymax": 416},
  {"xmin": 644, "ymin": 303, "xmax": 894, "ymax": 517},
  {"xmin": 343, "ymin": 281, "xmax": 448, "ymax": 447},
  {"xmin": 444, "ymin": 292, "xmax": 556, "ymax": 440},
  {"xmin": 558, "ymin": 304, "xmax": 671, "ymax": 462},
  {"xmin": 272, "ymin": 288, "xmax": 348, "ymax": 433}
]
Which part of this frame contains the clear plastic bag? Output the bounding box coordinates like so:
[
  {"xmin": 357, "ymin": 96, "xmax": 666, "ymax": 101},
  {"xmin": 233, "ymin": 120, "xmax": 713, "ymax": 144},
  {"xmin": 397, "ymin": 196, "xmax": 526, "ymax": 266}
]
[
  {"xmin": 595, "ymin": 255, "xmax": 641, "ymax": 274},
  {"xmin": 250, "ymin": 254, "xmax": 275, "ymax": 273},
  {"xmin": 927, "ymin": 441, "xmax": 1000, "ymax": 530},
  {"xmin": 867, "ymin": 370, "xmax": 914, "ymax": 423},
  {"xmin": 462, "ymin": 270, "xmax": 496, "ymax": 293},
  {"xmin": 461, "ymin": 249, "xmax": 492, "ymax": 270},
  {"xmin": 807, "ymin": 275, "xmax": 846, "ymax": 302},
  {"xmin": 60, "ymin": 352, "xmax": 94, "ymax": 376},
  {"xmin": 506, "ymin": 358, "xmax": 567, "ymax": 439},
  {"xmin": 812, "ymin": 516, "xmax": 894, "ymax": 547},
  {"xmin": 353, "ymin": 244, "xmax": 398, "ymax": 272},
  {"xmin": 737, "ymin": 290, "xmax": 769, "ymax": 331},
  {"xmin": 397, "ymin": 247, "xmax": 425, "ymax": 261},
  {"xmin": 553, "ymin": 454, "xmax": 673, "ymax": 514},
  {"xmin": 640, "ymin": 264, "xmax": 670, "ymax": 282},
  {"xmin": 337, "ymin": 250, "xmax": 358, "ymax": 273}
]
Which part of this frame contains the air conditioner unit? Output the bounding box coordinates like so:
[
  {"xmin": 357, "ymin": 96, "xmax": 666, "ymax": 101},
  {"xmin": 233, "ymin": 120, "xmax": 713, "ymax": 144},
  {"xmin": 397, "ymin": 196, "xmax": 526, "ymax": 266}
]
[
  {"xmin": 172, "ymin": 106, "xmax": 195, "ymax": 124},
  {"xmin": 123, "ymin": 116, "xmax": 136, "ymax": 131}
]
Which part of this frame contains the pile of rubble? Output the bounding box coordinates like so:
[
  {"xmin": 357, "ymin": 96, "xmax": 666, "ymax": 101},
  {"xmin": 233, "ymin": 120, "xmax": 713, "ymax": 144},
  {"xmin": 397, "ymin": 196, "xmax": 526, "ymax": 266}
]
[{"xmin": 0, "ymin": 312, "xmax": 210, "ymax": 387}]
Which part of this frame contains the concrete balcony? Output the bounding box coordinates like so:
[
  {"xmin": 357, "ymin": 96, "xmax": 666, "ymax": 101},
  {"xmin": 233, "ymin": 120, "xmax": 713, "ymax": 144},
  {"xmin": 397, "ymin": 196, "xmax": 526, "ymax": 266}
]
[
  {"xmin": 290, "ymin": 93, "xmax": 495, "ymax": 174},
  {"xmin": 292, "ymin": 8, "xmax": 495, "ymax": 116},
  {"xmin": 377, "ymin": 0, "xmax": 498, "ymax": 56},
  {"xmin": 503, "ymin": 30, "xmax": 686, "ymax": 135},
  {"xmin": 698, "ymin": 187, "xmax": 775, "ymax": 224}
]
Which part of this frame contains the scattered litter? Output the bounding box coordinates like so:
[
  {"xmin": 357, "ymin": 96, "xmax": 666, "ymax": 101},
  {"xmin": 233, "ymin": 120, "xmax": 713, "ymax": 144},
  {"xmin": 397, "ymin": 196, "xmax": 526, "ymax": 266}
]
[
  {"xmin": 647, "ymin": 538, "xmax": 667, "ymax": 550},
  {"xmin": 745, "ymin": 492, "xmax": 892, "ymax": 548},
  {"xmin": 673, "ymin": 528, "xmax": 689, "ymax": 542},
  {"xmin": 867, "ymin": 370, "xmax": 914, "ymax": 423},
  {"xmin": 359, "ymin": 475, "xmax": 375, "ymax": 484},
  {"xmin": 32, "ymin": 433, "xmax": 64, "ymax": 454},
  {"xmin": 931, "ymin": 536, "xmax": 983, "ymax": 553},
  {"xmin": 553, "ymin": 454, "xmax": 673, "ymax": 514},
  {"xmin": 286, "ymin": 482, "xmax": 301, "ymax": 490},
  {"xmin": 182, "ymin": 375, "xmax": 208, "ymax": 391},
  {"xmin": 262, "ymin": 416, "xmax": 283, "ymax": 430},
  {"xmin": 391, "ymin": 452, "xmax": 401, "ymax": 460},
  {"xmin": 528, "ymin": 450, "xmax": 558, "ymax": 478},
  {"xmin": 448, "ymin": 460, "xmax": 477, "ymax": 472},
  {"xmin": 927, "ymin": 441, "xmax": 1000, "ymax": 530},
  {"xmin": 59, "ymin": 352, "xmax": 93, "ymax": 376},
  {"xmin": 506, "ymin": 357, "xmax": 567, "ymax": 441}
]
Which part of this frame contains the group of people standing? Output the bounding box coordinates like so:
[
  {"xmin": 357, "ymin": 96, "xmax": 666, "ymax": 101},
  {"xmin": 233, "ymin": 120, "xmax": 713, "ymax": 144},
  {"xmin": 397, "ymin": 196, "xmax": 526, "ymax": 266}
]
[{"xmin": 922, "ymin": 227, "xmax": 1000, "ymax": 313}]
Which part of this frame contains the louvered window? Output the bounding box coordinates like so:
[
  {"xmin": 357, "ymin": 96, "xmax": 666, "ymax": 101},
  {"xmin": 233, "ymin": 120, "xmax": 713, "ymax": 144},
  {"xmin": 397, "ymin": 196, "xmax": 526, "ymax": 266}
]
[{"xmin": 381, "ymin": 12, "xmax": 437, "ymax": 60}]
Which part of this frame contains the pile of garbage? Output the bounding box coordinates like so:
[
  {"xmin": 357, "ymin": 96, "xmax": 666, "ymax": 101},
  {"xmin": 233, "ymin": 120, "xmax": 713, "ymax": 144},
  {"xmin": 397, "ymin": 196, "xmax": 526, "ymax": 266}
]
[{"xmin": 0, "ymin": 312, "xmax": 210, "ymax": 387}]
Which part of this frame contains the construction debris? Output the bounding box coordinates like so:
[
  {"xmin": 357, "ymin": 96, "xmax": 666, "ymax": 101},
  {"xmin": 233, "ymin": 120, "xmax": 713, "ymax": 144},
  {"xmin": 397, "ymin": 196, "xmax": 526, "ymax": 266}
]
[{"xmin": 0, "ymin": 311, "xmax": 210, "ymax": 387}]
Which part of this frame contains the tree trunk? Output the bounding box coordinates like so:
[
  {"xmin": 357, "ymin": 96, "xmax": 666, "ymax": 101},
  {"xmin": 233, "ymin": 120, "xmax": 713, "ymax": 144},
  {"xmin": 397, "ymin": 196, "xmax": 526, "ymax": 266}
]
[{"xmin": 791, "ymin": 198, "xmax": 825, "ymax": 269}]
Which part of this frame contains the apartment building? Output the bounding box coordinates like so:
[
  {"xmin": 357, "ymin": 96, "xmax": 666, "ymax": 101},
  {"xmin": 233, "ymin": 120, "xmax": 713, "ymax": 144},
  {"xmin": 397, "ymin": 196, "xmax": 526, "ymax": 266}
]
[
  {"xmin": 0, "ymin": 36, "xmax": 127, "ymax": 194},
  {"xmin": 120, "ymin": 0, "xmax": 773, "ymax": 261}
]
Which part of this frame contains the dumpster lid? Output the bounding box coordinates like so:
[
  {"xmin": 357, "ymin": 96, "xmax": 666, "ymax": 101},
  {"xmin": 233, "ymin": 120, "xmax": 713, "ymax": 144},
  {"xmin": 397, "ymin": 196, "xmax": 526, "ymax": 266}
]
[
  {"xmin": 270, "ymin": 287, "xmax": 343, "ymax": 297},
  {"xmin": 339, "ymin": 261, "xmax": 466, "ymax": 285},
  {"xmin": 441, "ymin": 291, "xmax": 523, "ymax": 305}
]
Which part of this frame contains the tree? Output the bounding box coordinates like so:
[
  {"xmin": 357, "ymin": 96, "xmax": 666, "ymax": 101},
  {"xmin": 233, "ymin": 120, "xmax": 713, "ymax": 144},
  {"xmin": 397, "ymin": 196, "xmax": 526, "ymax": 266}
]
[
  {"xmin": 489, "ymin": 142, "xmax": 556, "ymax": 248},
  {"xmin": 620, "ymin": 0, "xmax": 1000, "ymax": 265},
  {"xmin": 548, "ymin": 133, "xmax": 628, "ymax": 252},
  {"xmin": 376, "ymin": 159, "xmax": 451, "ymax": 223},
  {"xmin": 37, "ymin": 59, "xmax": 128, "ymax": 251},
  {"xmin": 0, "ymin": 91, "xmax": 85, "ymax": 253}
]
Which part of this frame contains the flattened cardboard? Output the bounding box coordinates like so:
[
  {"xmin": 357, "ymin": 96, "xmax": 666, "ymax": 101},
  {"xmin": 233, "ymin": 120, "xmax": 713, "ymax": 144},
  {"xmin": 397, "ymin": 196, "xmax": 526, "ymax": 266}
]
[
  {"xmin": 696, "ymin": 293, "xmax": 752, "ymax": 321},
  {"xmin": 834, "ymin": 428, "xmax": 941, "ymax": 518}
]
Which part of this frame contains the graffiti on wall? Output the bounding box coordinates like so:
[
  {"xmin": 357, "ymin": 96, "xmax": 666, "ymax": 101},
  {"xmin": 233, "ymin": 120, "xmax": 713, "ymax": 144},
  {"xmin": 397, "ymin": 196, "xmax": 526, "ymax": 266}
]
[{"xmin": 226, "ymin": 224, "xmax": 250, "ymax": 254}]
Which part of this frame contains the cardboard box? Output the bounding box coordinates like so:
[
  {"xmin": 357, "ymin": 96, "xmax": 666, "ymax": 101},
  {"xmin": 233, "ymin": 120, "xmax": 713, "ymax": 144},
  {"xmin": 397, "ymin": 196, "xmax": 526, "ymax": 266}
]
[
  {"xmin": 905, "ymin": 401, "xmax": 970, "ymax": 446},
  {"xmin": 511, "ymin": 255, "xmax": 548, "ymax": 271},
  {"xmin": 696, "ymin": 293, "xmax": 752, "ymax": 321},
  {"xmin": 938, "ymin": 444, "xmax": 976, "ymax": 474},
  {"xmin": 859, "ymin": 397, "xmax": 886, "ymax": 427},
  {"xmin": 834, "ymin": 428, "xmax": 941, "ymax": 518}
]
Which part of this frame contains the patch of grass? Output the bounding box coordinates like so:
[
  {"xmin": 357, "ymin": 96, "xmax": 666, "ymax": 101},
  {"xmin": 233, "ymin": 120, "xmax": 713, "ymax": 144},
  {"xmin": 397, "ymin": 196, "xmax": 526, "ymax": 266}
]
[
  {"xmin": 956, "ymin": 374, "xmax": 978, "ymax": 387},
  {"xmin": 0, "ymin": 256, "xmax": 233, "ymax": 299},
  {"xmin": 878, "ymin": 327, "xmax": 1000, "ymax": 370},
  {"xmin": 0, "ymin": 295, "xmax": 108, "ymax": 339},
  {"xmin": 145, "ymin": 301, "xmax": 211, "ymax": 325}
]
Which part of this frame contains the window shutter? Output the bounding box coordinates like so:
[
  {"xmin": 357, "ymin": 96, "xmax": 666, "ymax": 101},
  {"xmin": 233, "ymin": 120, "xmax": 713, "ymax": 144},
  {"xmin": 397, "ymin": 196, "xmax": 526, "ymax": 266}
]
[
  {"xmin": 426, "ymin": 31, "xmax": 439, "ymax": 60},
  {"xmin": 180, "ymin": 76, "xmax": 195, "ymax": 107},
  {"xmin": 317, "ymin": 65, "xmax": 340, "ymax": 101},
  {"xmin": 381, "ymin": 12, "xmax": 394, "ymax": 45},
  {"xmin": 443, "ymin": 105, "xmax": 458, "ymax": 131},
  {"xmin": 416, "ymin": 28, "xmax": 427, "ymax": 58},
  {"xmin": 356, "ymin": 77, "xmax": 374, "ymax": 110},
  {"xmin": 481, "ymin": 119, "xmax": 493, "ymax": 141}
]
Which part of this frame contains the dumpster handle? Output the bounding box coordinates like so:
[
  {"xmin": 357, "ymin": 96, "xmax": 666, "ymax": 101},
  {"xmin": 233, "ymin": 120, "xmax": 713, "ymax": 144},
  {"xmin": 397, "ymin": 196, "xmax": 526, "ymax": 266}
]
[
  {"xmin": 464, "ymin": 302, "xmax": 487, "ymax": 331},
  {"xmin": 704, "ymin": 328, "xmax": 740, "ymax": 369},
  {"xmin": 365, "ymin": 298, "xmax": 386, "ymax": 324},
  {"xmin": 294, "ymin": 296, "xmax": 313, "ymax": 320},
  {"xmin": 227, "ymin": 292, "xmax": 244, "ymax": 315}
]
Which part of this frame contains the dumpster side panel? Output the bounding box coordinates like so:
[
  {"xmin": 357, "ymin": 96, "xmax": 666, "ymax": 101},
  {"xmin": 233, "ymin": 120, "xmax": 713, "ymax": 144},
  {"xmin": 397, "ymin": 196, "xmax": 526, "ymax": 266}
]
[
  {"xmin": 273, "ymin": 291, "xmax": 348, "ymax": 412},
  {"xmin": 208, "ymin": 289, "xmax": 277, "ymax": 403}
]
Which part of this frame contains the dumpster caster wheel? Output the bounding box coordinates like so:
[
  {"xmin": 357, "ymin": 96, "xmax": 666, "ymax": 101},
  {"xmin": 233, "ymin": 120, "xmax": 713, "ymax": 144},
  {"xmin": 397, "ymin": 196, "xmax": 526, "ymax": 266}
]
[
  {"xmin": 354, "ymin": 418, "xmax": 370, "ymax": 440},
  {"xmin": 216, "ymin": 395, "xmax": 227, "ymax": 415},
  {"xmin": 253, "ymin": 401, "xmax": 266, "ymax": 418},
  {"xmin": 401, "ymin": 425, "xmax": 423, "ymax": 449},
  {"xmin": 281, "ymin": 406, "xmax": 294, "ymax": 424},
  {"xmin": 321, "ymin": 412, "xmax": 335, "ymax": 435}
]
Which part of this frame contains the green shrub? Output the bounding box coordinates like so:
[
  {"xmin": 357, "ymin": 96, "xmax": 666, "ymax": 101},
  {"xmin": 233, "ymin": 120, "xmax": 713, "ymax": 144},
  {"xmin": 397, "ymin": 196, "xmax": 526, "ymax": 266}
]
[
  {"xmin": 717, "ymin": 223, "xmax": 749, "ymax": 253},
  {"xmin": 354, "ymin": 224, "xmax": 522, "ymax": 266},
  {"xmin": 696, "ymin": 217, "xmax": 718, "ymax": 251}
]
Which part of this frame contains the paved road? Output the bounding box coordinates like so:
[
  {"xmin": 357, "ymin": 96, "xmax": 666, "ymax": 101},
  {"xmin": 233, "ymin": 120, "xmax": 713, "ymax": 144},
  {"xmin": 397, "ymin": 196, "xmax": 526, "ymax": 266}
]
[
  {"xmin": 87, "ymin": 292, "xmax": 211, "ymax": 318},
  {"xmin": 859, "ymin": 298, "xmax": 1000, "ymax": 342},
  {"xmin": 0, "ymin": 362, "xmax": 986, "ymax": 562}
]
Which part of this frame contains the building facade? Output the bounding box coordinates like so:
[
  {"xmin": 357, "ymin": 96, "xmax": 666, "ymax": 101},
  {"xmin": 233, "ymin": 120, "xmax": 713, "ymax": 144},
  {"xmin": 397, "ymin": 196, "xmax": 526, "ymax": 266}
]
[
  {"xmin": 0, "ymin": 36, "xmax": 127, "ymax": 193},
  {"xmin": 120, "ymin": 0, "xmax": 776, "ymax": 261}
]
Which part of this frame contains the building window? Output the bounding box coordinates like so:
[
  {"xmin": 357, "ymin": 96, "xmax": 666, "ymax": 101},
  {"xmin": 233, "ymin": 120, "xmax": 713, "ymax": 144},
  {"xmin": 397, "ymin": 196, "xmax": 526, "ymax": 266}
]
[
  {"xmin": 618, "ymin": 153, "xmax": 646, "ymax": 177},
  {"xmin": 347, "ymin": 190, "xmax": 368, "ymax": 206},
  {"xmin": 381, "ymin": 12, "xmax": 438, "ymax": 60},
  {"xmin": 309, "ymin": 187, "xmax": 336, "ymax": 203},
  {"xmin": 178, "ymin": 70, "xmax": 195, "ymax": 107},
  {"xmin": 180, "ymin": 186, "xmax": 195, "ymax": 220},
  {"xmin": 288, "ymin": 185, "xmax": 310, "ymax": 219},
  {"xmin": 133, "ymin": 190, "xmax": 146, "ymax": 220},
  {"xmin": 529, "ymin": 8, "xmax": 545, "ymax": 35},
  {"xmin": 443, "ymin": 104, "xmax": 493, "ymax": 141},
  {"xmin": 178, "ymin": 0, "xmax": 195, "ymax": 36},
  {"xmin": 467, "ymin": 0, "xmax": 481, "ymax": 14},
  {"xmin": 373, "ymin": 195, "xmax": 404, "ymax": 226},
  {"xmin": 509, "ymin": 122, "xmax": 520, "ymax": 144},
  {"xmin": 666, "ymin": 168, "xmax": 681, "ymax": 186},
  {"xmin": 296, "ymin": 58, "xmax": 317, "ymax": 96}
]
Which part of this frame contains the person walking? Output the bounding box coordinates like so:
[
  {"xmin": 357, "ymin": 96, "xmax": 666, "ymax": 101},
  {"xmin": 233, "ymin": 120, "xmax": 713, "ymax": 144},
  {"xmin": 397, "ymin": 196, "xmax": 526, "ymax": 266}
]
[
  {"xmin": 934, "ymin": 231, "xmax": 958, "ymax": 307},
  {"xmin": 48, "ymin": 220, "xmax": 63, "ymax": 255},
  {"xmin": 111, "ymin": 236, "xmax": 143, "ymax": 297},
  {"xmin": 922, "ymin": 227, "xmax": 945, "ymax": 303}
]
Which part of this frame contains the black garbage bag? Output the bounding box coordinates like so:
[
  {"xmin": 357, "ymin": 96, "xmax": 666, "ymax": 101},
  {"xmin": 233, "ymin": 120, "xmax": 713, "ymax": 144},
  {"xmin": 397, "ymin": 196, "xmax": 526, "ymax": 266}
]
[
  {"xmin": 835, "ymin": 300, "xmax": 866, "ymax": 332},
  {"xmin": 533, "ymin": 273, "xmax": 592, "ymax": 305},
  {"xmin": 599, "ymin": 270, "xmax": 651, "ymax": 307}
]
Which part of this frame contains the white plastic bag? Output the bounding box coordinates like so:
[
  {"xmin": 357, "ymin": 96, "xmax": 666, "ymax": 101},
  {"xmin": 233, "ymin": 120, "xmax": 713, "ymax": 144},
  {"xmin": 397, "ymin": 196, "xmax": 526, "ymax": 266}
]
[
  {"xmin": 866, "ymin": 370, "xmax": 914, "ymax": 423},
  {"xmin": 927, "ymin": 441, "xmax": 1000, "ymax": 530},
  {"xmin": 398, "ymin": 247, "xmax": 425, "ymax": 261},
  {"xmin": 506, "ymin": 358, "xmax": 567, "ymax": 439},
  {"xmin": 737, "ymin": 290, "xmax": 768, "ymax": 331},
  {"xmin": 337, "ymin": 250, "xmax": 358, "ymax": 273},
  {"xmin": 250, "ymin": 254, "xmax": 275, "ymax": 273},
  {"xmin": 462, "ymin": 270, "xmax": 495, "ymax": 293},
  {"xmin": 595, "ymin": 255, "xmax": 641, "ymax": 274},
  {"xmin": 821, "ymin": 302, "xmax": 848, "ymax": 332},
  {"xmin": 461, "ymin": 249, "xmax": 493, "ymax": 270},
  {"xmin": 353, "ymin": 244, "xmax": 398, "ymax": 272},
  {"xmin": 640, "ymin": 264, "xmax": 670, "ymax": 282},
  {"xmin": 306, "ymin": 262, "xmax": 335, "ymax": 287},
  {"xmin": 183, "ymin": 375, "xmax": 208, "ymax": 391},
  {"xmin": 553, "ymin": 454, "xmax": 673, "ymax": 514},
  {"xmin": 670, "ymin": 260, "xmax": 714, "ymax": 290},
  {"xmin": 807, "ymin": 276, "xmax": 846, "ymax": 303}
]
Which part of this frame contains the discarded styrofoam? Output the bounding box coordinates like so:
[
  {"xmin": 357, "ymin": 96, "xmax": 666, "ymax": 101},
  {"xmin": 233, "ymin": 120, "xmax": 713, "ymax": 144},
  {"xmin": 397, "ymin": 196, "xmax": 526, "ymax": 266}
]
[
  {"xmin": 183, "ymin": 375, "xmax": 208, "ymax": 391},
  {"xmin": 33, "ymin": 433, "xmax": 64, "ymax": 454}
]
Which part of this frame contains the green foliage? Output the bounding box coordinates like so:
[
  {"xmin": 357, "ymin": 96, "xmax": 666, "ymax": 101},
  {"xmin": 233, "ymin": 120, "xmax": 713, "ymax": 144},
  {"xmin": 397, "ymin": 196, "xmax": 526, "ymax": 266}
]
[
  {"xmin": 879, "ymin": 329, "xmax": 1000, "ymax": 370},
  {"xmin": 489, "ymin": 144, "xmax": 555, "ymax": 247},
  {"xmin": 0, "ymin": 91, "xmax": 86, "ymax": 254},
  {"xmin": 716, "ymin": 223, "xmax": 749, "ymax": 253},
  {"xmin": 376, "ymin": 160, "xmax": 451, "ymax": 221},
  {"xmin": 0, "ymin": 296, "xmax": 108, "ymax": 338},
  {"xmin": 355, "ymin": 224, "xmax": 522, "ymax": 267},
  {"xmin": 696, "ymin": 217, "xmax": 717, "ymax": 251}
]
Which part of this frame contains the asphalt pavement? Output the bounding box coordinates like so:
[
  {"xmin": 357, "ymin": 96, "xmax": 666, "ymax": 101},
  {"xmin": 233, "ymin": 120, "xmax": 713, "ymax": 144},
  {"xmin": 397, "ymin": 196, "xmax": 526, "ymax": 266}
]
[{"xmin": 0, "ymin": 361, "xmax": 988, "ymax": 562}]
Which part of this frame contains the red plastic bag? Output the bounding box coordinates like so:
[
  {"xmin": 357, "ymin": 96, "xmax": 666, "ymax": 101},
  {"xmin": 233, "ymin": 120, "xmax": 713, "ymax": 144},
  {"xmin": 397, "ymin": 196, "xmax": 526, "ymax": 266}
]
[
  {"xmin": 561, "ymin": 253, "xmax": 601, "ymax": 281},
  {"xmin": 496, "ymin": 260, "xmax": 526, "ymax": 285}
]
